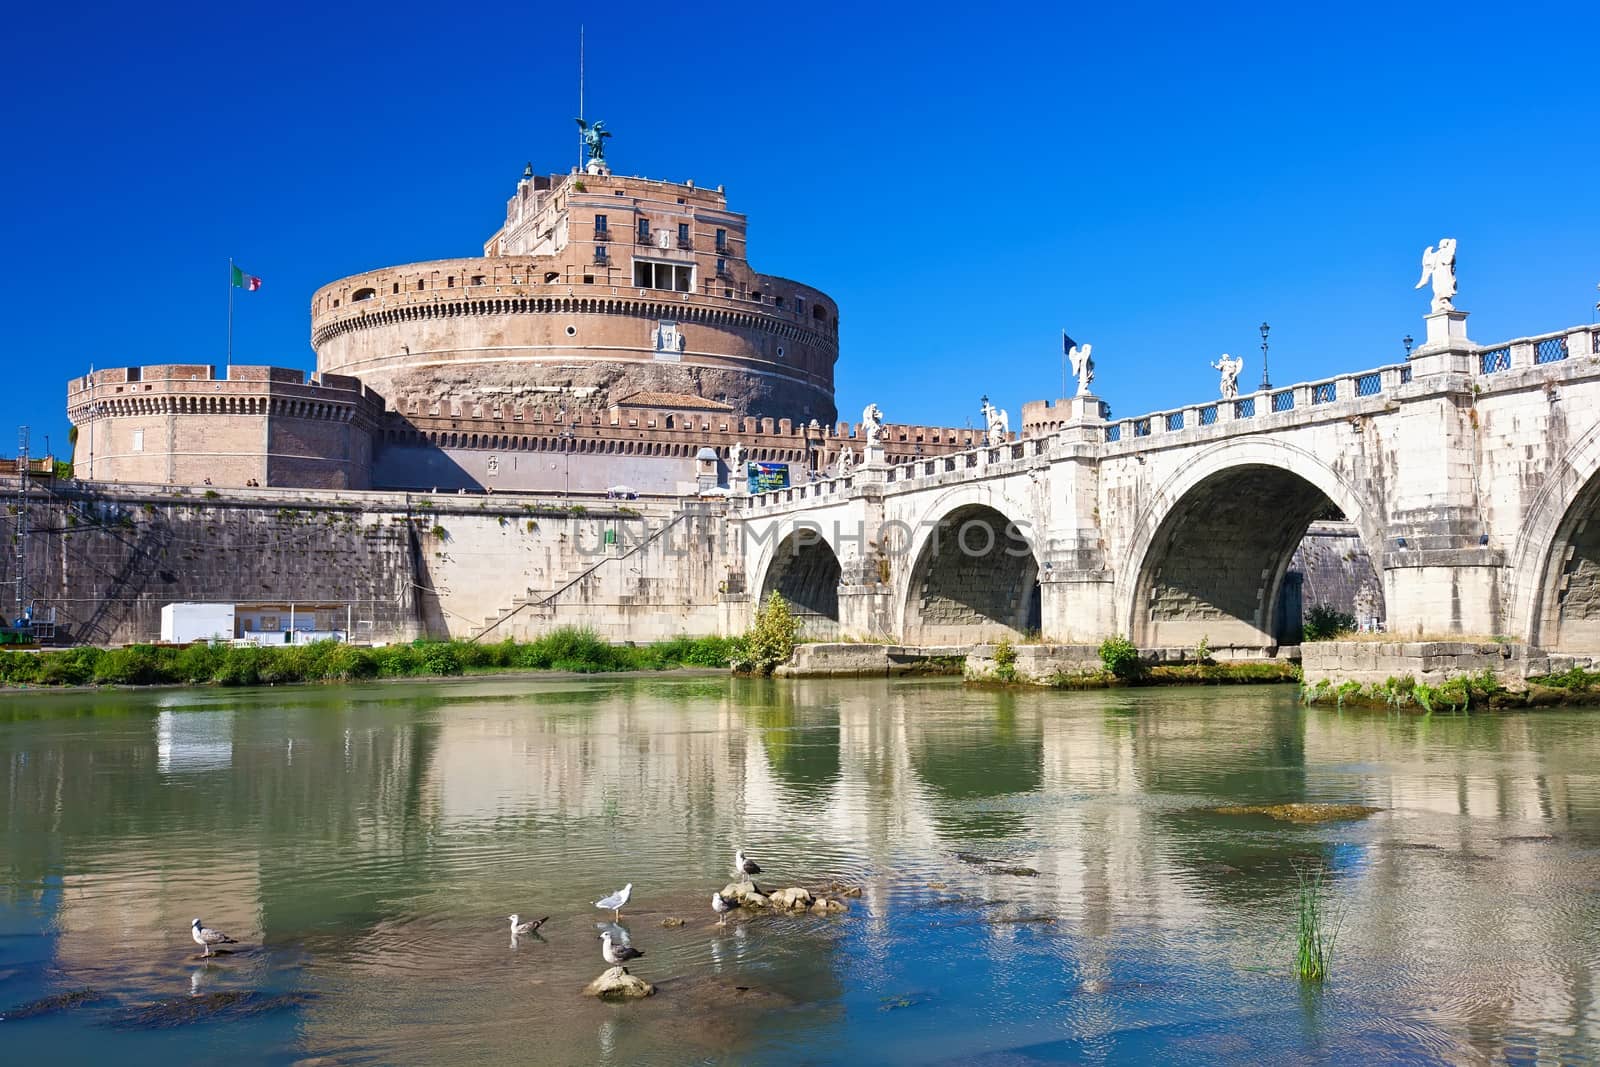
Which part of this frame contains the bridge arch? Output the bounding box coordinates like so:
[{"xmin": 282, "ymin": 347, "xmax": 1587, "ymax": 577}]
[
  {"xmin": 753, "ymin": 526, "xmax": 843, "ymax": 639},
  {"xmin": 898, "ymin": 484, "xmax": 1041, "ymax": 645},
  {"xmin": 1508, "ymin": 422, "xmax": 1600, "ymax": 650},
  {"xmin": 1121, "ymin": 440, "xmax": 1384, "ymax": 650}
]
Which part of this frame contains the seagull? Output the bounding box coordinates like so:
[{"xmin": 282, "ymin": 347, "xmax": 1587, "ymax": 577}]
[
  {"xmin": 190, "ymin": 918, "xmax": 237, "ymax": 958},
  {"xmin": 735, "ymin": 849, "xmax": 762, "ymax": 882},
  {"xmin": 595, "ymin": 883, "xmax": 631, "ymax": 920},
  {"xmin": 600, "ymin": 931, "xmax": 643, "ymax": 965},
  {"xmin": 509, "ymin": 914, "xmax": 548, "ymax": 937},
  {"xmin": 712, "ymin": 892, "xmax": 736, "ymax": 926}
]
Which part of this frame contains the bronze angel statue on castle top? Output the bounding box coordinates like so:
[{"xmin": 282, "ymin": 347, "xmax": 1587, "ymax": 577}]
[{"xmin": 576, "ymin": 118, "xmax": 612, "ymax": 163}]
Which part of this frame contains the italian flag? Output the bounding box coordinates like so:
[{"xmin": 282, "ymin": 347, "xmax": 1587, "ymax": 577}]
[{"xmin": 230, "ymin": 265, "xmax": 262, "ymax": 291}]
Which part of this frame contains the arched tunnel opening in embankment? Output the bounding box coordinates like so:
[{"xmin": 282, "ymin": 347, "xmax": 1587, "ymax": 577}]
[
  {"xmin": 1133, "ymin": 465, "xmax": 1384, "ymax": 649},
  {"xmin": 759, "ymin": 531, "xmax": 842, "ymax": 640},
  {"xmin": 902, "ymin": 504, "xmax": 1040, "ymax": 645}
]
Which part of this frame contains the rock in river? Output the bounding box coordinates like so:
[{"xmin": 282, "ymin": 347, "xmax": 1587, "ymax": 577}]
[{"xmin": 584, "ymin": 966, "xmax": 655, "ymax": 999}]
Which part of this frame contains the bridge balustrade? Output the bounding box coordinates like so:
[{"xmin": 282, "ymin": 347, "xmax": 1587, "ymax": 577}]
[
  {"xmin": 1480, "ymin": 346, "xmax": 1511, "ymax": 374},
  {"xmin": 1234, "ymin": 397, "xmax": 1255, "ymax": 419},
  {"xmin": 1271, "ymin": 390, "xmax": 1295, "ymax": 413},
  {"xmin": 1535, "ymin": 337, "xmax": 1570, "ymax": 365},
  {"xmin": 1165, "ymin": 411, "xmax": 1184, "ymax": 431}
]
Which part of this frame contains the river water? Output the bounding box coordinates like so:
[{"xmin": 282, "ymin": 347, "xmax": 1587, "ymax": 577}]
[{"xmin": 2, "ymin": 677, "xmax": 1598, "ymax": 1064}]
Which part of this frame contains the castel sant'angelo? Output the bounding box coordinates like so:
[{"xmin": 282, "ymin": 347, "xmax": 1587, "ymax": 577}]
[{"xmin": 65, "ymin": 131, "xmax": 991, "ymax": 495}]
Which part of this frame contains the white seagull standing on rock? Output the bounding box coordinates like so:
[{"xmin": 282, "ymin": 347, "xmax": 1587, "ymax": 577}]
[
  {"xmin": 508, "ymin": 914, "xmax": 548, "ymax": 937},
  {"xmin": 712, "ymin": 892, "xmax": 735, "ymax": 926},
  {"xmin": 735, "ymin": 849, "xmax": 762, "ymax": 883},
  {"xmin": 190, "ymin": 918, "xmax": 238, "ymax": 958},
  {"xmin": 600, "ymin": 931, "xmax": 644, "ymax": 965},
  {"xmin": 595, "ymin": 883, "xmax": 632, "ymax": 920}
]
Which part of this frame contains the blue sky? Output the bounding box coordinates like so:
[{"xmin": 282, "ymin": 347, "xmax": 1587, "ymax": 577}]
[{"xmin": 5, "ymin": 1, "xmax": 1597, "ymax": 452}]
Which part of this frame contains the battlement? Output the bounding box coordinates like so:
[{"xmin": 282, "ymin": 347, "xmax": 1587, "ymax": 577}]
[{"xmin": 68, "ymin": 364, "xmax": 384, "ymax": 420}]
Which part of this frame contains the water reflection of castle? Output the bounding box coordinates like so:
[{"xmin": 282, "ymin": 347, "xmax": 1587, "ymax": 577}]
[{"xmin": 14, "ymin": 687, "xmax": 1600, "ymax": 1059}]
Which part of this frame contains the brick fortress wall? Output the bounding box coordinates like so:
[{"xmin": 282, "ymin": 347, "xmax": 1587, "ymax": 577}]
[{"xmin": 67, "ymin": 365, "xmax": 384, "ymax": 490}]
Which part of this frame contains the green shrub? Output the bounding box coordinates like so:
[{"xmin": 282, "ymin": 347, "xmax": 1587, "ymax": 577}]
[
  {"xmin": 732, "ymin": 592, "xmax": 801, "ymax": 676},
  {"xmin": 993, "ymin": 639, "xmax": 1018, "ymax": 682},
  {"xmin": 1303, "ymin": 605, "xmax": 1358, "ymax": 642},
  {"xmin": 0, "ymin": 650, "xmax": 43, "ymax": 685},
  {"xmin": 372, "ymin": 643, "xmax": 421, "ymax": 676},
  {"xmin": 172, "ymin": 642, "xmax": 226, "ymax": 684},
  {"xmin": 1098, "ymin": 635, "xmax": 1143, "ymax": 680},
  {"xmin": 419, "ymin": 642, "xmax": 463, "ymax": 676},
  {"xmin": 92, "ymin": 645, "xmax": 167, "ymax": 686}
]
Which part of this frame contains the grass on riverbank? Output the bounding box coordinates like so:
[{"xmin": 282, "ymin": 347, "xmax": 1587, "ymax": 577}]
[
  {"xmin": 1302, "ymin": 665, "xmax": 1600, "ymax": 711},
  {"xmin": 1041, "ymin": 661, "xmax": 1302, "ymax": 689},
  {"xmin": 0, "ymin": 630, "xmax": 737, "ymax": 689}
]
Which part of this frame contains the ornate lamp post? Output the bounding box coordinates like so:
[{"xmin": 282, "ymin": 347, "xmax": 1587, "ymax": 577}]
[
  {"xmin": 1258, "ymin": 322, "xmax": 1272, "ymax": 392},
  {"xmin": 1403, "ymin": 334, "xmax": 1414, "ymax": 357}
]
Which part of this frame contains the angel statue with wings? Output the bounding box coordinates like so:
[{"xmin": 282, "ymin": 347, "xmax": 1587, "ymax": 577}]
[
  {"xmin": 575, "ymin": 118, "xmax": 612, "ymax": 164},
  {"xmin": 1211, "ymin": 353, "xmax": 1244, "ymax": 400},
  {"xmin": 1068, "ymin": 342, "xmax": 1095, "ymax": 397},
  {"xmin": 861, "ymin": 403, "xmax": 885, "ymax": 446},
  {"xmin": 980, "ymin": 397, "xmax": 1010, "ymax": 446},
  {"xmin": 1415, "ymin": 238, "xmax": 1457, "ymax": 313}
]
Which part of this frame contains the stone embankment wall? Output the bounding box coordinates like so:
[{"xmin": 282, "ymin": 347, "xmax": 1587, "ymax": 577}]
[
  {"xmin": 963, "ymin": 643, "xmax": 1299, "ymax": 683},
  {"xmin": 1300, "ymin": 641, "xmax": 1595, "ymax": 689},
  {"xmin": 0, "ymin": 481, "xmax": 735, "ymax": 646}
]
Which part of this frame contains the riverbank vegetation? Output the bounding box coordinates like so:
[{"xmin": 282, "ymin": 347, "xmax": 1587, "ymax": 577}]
[
  {"xmin": 1302, "ymin": 665, "xmax": 1600, "ymax": 711},
  {"xmin": 1301, "ymin": 666, "xmax": 1595, "ymax": 711},
  {"xmin": 0, "ymin": 630, "xmax": 737, "ymax": 689},
  {"xmin": 729, "ymin": 592, "xmax": 801, "ymax": 677},
  {"xmin": 1043, "ymin": 660, "xmax": 1302, "ymax": 689}
]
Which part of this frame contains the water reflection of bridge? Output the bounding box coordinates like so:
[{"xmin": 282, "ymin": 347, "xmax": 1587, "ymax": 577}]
[{"xmin": 6, "ymin": 681, "xmax": 1599, "ymax": 1058}]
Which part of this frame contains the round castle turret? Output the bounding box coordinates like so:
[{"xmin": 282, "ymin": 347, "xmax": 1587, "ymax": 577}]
[{"xmin": 311, "ymin": 167, "xmax": 839, "ymax": 424}]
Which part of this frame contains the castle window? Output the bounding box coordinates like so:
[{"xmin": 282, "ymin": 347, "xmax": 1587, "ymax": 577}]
[
  {"xmin": 633, "ymin": 259, "xmax": 693, "ymax": 292},
  {"xmin": 677, "ymin": 222, "xmax": 690, "ymax": 248},
  {"xmin": 417, "ymin": 279, "xmax": 425, "ymax": 291},
  {"xmin": 725, "ymin": 288, "xmax": 734, "ymax": 299},
  {"xmin": 471, "ymin": 275, "xmax": 485, "ymax": 285},
  {"xmin": 132, "ymin": 430, "xmax": 144, "ymax": 452},
  {"xmin": 392, "ymin": 282, "xmax": 399, "ymax": 294},
  {"xmin": 795, "ymin": 297, "xmax": 804, "ymax": 316},
  {"xmin": 333, "ymin": 299, "xmax": 340, "ymax": 308},
  {"xmin": 775, "ymin": 296, "xmax": 784, "ymax": 309},
  {"xmin": 352, "ymin": 287, "xmax": 376, "ymax": 302},
  {"xmin": 813, "ymin": 304, "xmax": 826, "ymax": 320},
  {"xmin": 447, "ymin": 276, "xmax": 455, "ymax": 288},
  {"xmin": 715, "ymin": 228, "xmax": 727, "ymax": 251},
  {"xmin": 750, "ymin": 290, "xmax": 761, "ymax": 302},
  {"xmin": 545, "ymin": 271, "xmax": 560, "ymax": 283},
  {"xmin": 582, "ymin": 274, "xmax": 595, "ymax": 284},
  {"xmin": 716, "ymin": 257, "xmax": 727, "ymax": 277},
  {"xmin": 594, "ymin": 213, "xmax": 608, "ymax": 237},
  {"xmin": 637, "ymin": 217, "xmax": 650, "ymax": 241}
]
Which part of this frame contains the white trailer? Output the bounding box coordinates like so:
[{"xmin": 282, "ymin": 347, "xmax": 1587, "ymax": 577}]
[{"xmin": 160, "ymin": 603, "xmax": 237, "ymax": 644}]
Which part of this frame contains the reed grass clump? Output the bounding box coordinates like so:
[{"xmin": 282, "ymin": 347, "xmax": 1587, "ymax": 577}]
[{"xmin": 1292, "ymin": 867, "xmax": 1339, "ymax": 983}]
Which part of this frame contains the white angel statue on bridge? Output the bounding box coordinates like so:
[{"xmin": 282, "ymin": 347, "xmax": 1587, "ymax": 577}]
[
  {"xmin": 1211, "ymin": 353, "xmax": 1244, "ymax": 400},
  {"xmin": 1415, "ymin": 238, "xmax": 1458, "ymax": 313}
]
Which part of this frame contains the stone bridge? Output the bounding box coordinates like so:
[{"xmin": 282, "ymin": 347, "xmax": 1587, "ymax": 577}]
[{"xmin": 733, "ymin": 315, "xmax": 1600, "ymax": 653}]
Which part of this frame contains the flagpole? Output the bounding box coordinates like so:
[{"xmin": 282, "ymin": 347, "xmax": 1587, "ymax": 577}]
[
  {"xmin": 227, "ymin": 257, "xmax": 235, "ymax": 369},
  {"xmin": 1061, "ymin": 331, "xmax": 1067, "ymax": 400}
]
